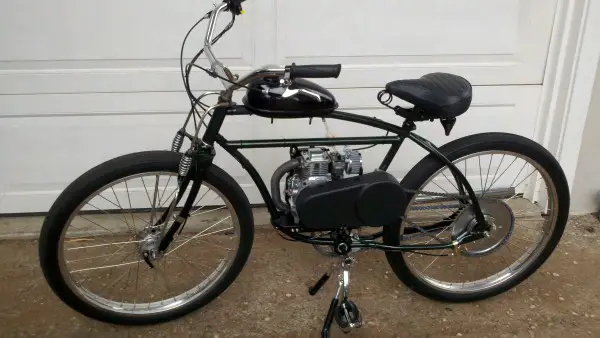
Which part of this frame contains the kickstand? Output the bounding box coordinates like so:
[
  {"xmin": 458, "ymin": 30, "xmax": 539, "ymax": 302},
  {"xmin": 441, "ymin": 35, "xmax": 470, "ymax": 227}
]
[
  {"xmin": 321, "ymin": 255, "xmax": 357, "ymax": 337},
  {"xmin": 322, "ymin": 284, "xmax": 341, "ymax": 338}
]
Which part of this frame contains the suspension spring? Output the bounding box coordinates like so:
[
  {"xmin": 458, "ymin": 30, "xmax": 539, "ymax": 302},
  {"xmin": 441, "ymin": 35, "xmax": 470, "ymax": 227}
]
[
  {"xmin": 179, "ymin": 149, "xmax": 193, "ymax": 177},
  {"xmin": 171, "ymin": 129, "xmax": 185, "ymax": 153}
]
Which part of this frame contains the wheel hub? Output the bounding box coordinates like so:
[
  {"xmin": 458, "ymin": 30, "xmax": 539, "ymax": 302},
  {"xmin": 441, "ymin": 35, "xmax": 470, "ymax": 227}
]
[
  {"xmin": 454, "ymin": 200, "xmax": 514, "ymax": 257},
  {"xmin": 138, "ymin": 228, "xmax": 163, "ymax": 262}
]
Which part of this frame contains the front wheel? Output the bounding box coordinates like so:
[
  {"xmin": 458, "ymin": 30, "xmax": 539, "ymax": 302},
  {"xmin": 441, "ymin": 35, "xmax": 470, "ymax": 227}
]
[
  {"xmin": 384, "ymin": 133, "xmax": 570, "ymax": 302},
  {"xmin": 39, "ymin": 151, "xmax": 254, "ymax": 324}
]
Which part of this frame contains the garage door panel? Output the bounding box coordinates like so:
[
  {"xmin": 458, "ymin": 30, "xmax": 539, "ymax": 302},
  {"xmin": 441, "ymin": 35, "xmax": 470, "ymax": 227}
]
[
  {"xmin": 278, "ymin": 1, "xmax": 519, "ymax": 57},
  {"xmin": 0, "ymin": 91, "xmax": 244, "ymax": 116},
  {"xmin": 0, "ymin": 0, "xmax": 556, "ymax": 214},
  {"xmin": 0, "ymin": 112, "xmax": 256, "ymax": 213},
  {"xmin": 277, "ymin": 0, "xmax": 557, "ymax": 86},
  {"xmin": 0, "ymin": 0, "xmax": 257, "ymax": 64},
  {"xmin": 0, "ymin": 85, "xmax": 540, "ymax": 213}
]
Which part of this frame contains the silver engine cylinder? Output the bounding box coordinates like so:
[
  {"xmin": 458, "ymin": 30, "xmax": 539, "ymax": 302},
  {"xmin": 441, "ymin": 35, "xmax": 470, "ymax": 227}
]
[{"xmin": 284, "ymin": 147, "xmax": 363, "ymax": 222}]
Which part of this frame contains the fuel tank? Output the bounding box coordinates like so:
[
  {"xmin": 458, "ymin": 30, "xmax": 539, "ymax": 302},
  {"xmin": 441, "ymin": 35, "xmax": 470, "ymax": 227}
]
[{"xmin": 242, "ymin": 78, "xmax": 337, "ymax": 118}]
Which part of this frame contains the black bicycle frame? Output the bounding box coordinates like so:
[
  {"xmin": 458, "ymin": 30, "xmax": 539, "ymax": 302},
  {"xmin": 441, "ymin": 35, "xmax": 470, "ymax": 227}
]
[{"xmin": 161, "ymin": 104, "xmax": 488, "ymax": 252}]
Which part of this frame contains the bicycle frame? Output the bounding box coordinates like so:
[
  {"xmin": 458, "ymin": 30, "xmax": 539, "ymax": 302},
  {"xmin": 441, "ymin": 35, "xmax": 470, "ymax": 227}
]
[
  {"xmin": 163, "ymin": 104, "xmax": 490, "ymax": 251},
  {"xmin": 159, "ymin": 2, "xmax": 490, "ymax": 252}
]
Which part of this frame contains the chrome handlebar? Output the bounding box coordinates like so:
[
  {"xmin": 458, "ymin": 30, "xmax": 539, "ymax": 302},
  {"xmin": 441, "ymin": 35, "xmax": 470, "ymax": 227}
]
[
  {"xmin": 204, "ymin": 2, "xmax": 287, "ymax": 96},
  {"xmin": 204, "ymin": 2, "xmax": 234, "ymax": 89}
]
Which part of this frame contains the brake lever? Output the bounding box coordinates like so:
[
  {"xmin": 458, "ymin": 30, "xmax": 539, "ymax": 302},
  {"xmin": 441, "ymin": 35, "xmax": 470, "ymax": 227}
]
[{"xmin": 225, "ymin": 0, "xmax": 244, "ymax": 15}]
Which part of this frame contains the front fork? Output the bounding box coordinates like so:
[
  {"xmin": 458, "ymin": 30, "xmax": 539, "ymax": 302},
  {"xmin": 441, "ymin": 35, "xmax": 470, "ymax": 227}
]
[
  {"xmin": 158, "ymin": 144, "xmax": 216, "ymax": 252},
  {"xmin": 157, "ymin": 103, "xmax": 228, "ymax": 252}
]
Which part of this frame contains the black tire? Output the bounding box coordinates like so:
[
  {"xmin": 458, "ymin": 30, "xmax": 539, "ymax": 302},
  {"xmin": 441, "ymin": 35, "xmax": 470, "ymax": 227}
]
[
  {"xmin": 383, "ymin": 133, "xmax": 570, "ymax": 302},
  {"xmin": 39, "ymin": 151, "xmax": 254, "ymax": 325}
]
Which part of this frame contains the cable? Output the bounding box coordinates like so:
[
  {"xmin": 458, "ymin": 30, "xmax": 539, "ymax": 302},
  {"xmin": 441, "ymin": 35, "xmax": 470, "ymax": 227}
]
[
  {"xmin": 189, "ymin": 63, "xmax": 253, "ymax": 90},
  {"xmin": 184, "ymin": 13, "xmax": 236, "ymax": 101},
  {"xmin": 351, "ymin": 131, "xmax": 390, "ymax": 151},
  {"xmin": 180, "ymin": 11, "xmax": 211, "ymax": 91},
  {"xmin": 181, "ymin": 10, "xmax": 237, "ymax": 121}
]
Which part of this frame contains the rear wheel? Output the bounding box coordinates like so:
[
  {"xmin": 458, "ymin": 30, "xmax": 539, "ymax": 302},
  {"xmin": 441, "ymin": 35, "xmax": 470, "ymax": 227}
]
[
  {"xmin": 39, "ymin": 151, "xmax": 254, "ymax": 324},
  {"xmin": 384, "ymin": 133, "xmax": 569, "ymax": 302}
]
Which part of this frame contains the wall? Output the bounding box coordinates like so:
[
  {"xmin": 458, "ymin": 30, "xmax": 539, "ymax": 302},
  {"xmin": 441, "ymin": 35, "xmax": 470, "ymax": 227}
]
[
  {"xmin": 571, "ymin": 57, "xmax": 600, "ymax": 214},
  {"xmin": 0, "ymin": 0, "xmax": 558, "ymax": 213}
]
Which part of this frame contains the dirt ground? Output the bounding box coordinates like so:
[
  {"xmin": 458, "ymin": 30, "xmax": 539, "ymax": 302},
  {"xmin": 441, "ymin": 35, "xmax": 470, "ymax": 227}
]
[{"xmin": 1, "ymin": 215, "xmax": 599, "ymax": 338}]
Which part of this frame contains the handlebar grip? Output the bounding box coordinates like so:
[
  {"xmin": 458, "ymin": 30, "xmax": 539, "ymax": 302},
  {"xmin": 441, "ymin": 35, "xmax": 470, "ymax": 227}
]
[{"xmin": 288, "ymin": 63, "xmax": 342, "ymax": 79}]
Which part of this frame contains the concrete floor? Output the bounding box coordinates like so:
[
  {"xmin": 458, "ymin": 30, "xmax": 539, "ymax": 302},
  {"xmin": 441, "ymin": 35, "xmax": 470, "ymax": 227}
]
[{"xmin": 0, "ymin": 214, "xmax": 599, "ymax": 337}]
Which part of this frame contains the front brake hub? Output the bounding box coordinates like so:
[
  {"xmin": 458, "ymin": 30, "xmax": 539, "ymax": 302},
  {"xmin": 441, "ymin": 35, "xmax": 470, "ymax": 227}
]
[{"xmin": 138, "ymin": 228, "xmax": 162, "ymax": 268}]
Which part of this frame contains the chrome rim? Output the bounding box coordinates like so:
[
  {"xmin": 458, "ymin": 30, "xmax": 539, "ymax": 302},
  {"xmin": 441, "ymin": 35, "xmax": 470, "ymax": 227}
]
[
  {"xmin": 58, "ymin": 172, "xmax": 240, "ymax": 314},
  {"xmin": 400, "ymin": 151, "xmax": 558, "ymax": 293}
]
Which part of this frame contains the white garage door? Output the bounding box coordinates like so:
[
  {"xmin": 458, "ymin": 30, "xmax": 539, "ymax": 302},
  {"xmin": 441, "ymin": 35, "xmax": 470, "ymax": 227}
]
[{"xmin": 0, "ymin": 0, "xmax": 559, "ymax": 213}]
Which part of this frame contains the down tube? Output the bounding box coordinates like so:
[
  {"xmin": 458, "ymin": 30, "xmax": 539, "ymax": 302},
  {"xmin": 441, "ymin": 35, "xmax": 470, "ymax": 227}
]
[{"xmin": 214, "ymin": 134, "xmax": 279, "ymax": 216}]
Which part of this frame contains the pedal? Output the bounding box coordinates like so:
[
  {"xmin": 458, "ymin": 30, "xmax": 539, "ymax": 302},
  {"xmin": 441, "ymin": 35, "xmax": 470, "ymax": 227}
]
[
  {"xmin": 334, "ymin": 299, "xmax": 362, "ymax": 332},
  {"xmin": 309, "ymin": 273, "xmax": 330, "ymax": 296}
]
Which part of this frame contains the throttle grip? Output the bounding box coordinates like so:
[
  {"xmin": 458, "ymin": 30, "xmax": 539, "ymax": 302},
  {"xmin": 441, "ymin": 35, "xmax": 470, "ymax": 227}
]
[{"xmin": 288, "ymin": 63, "xmax": 342, "ymax": 79}]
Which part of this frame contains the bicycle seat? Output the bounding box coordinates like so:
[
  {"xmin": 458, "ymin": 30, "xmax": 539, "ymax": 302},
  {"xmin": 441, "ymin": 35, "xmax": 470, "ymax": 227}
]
[{"xmin": 385, "ymin": 73, "xmax": 472, "ymax": 119}]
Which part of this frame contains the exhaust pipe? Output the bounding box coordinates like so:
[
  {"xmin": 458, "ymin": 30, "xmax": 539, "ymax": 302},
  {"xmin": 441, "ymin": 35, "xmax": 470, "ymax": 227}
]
[{"xmin": 270, "ymin": 159, "xmax": 301, "ymax": 211}]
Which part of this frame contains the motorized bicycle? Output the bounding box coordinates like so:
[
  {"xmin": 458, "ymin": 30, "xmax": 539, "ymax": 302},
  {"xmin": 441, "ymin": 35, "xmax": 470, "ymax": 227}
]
[{"xmin": 38, "ymin": 1, "xmax": 570, "ymax": 336}]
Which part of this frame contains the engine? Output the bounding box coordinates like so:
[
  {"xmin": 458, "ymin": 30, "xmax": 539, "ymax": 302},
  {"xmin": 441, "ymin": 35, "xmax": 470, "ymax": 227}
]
[
  {"xmin": 286, "ymin": 147, "xmax": 363, "ymax": 222},
  {"xmin": 270, "ymin": 146, "xmax": 406, "ymax": 230}
]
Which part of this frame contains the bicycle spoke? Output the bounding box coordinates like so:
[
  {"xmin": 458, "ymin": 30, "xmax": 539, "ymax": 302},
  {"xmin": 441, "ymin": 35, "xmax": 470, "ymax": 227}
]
[
  {"xmin": 196, "ymin": 239, "xmax": 233, "ymax": 251},
  {"xmin": 159, "ymin": 187, "xmax": 178, "ymax": 209},
  {"xmin": 150, "ymin": 175, "xmax": 160, "ymax": 226},
  {"xmin": 90, "ymin": 197, "xmax": 149, "ymax": 226},
  {"xmin": 67, "ymin": 250, "xmax": 136, "ymax": 263},
  {"xmin": 59, "ymin": 171, "xmax": 241, "ymax": 315},
  {"xmin": 513, "ymin": 169, "xmax": 538, "ymax": 190},
  {"xmin": 486, "ymin": 156, "xmax": 518, "ymax": 192},
  {"xmin": 71, "ymin": 259, "xmax": 143, "ymax": 273},
  {"xmin": 67, "ymin": 239, "xmax": 142, "ymax": 251},
  {"xmin": 485, "ymin": 154, "xmax": 505, "ymax": 195},
  {"xmin": 431, "ymin": 180, "xmax": 451, "ymax": 195},
  {"xmin": 483, "ymin": 154, "xmax": 493, "ymax": 193},
  {"xmin": 400, "ymin": 149, "xmax": 557, "ymax": 293},
  {"xmin": 478, "ymin": 156, "xmax": 483, "ymax": 191},
  {"xmin": 141, "ymin": 177, "xmax": 153, "ymax": 207},
  {"xmin": 166, "ymin": 217, "xmax": 232, "ymax": 255},
  {"xmin": 124, "ymin": 180, "xmax": 138, "ymax": 233},
  {"xmin": 158, "ymin": 176, "xmax": 173, "ymax": 206},
  {"xmin": 191, "ymin": 205, "xmax": 227, "ymax": 218},
  {"xmin": 78, "ymin": 214, "xmax": 125, "ymax": 238},
  {"xmin": 509, "ymin": 161, "xmax": 529, "ymax": 188},
  {"xmin": 441, "ymin": 171, "xmax": 459, "ymax": 192},
  {"xmin": 421, "ymin": 249, "xmax": 446, "ymax": 273},
  {"xmin": 172, "ymin": 253, "xmax": 209, "ymax": 278},
  {"xmin": 133, "ymin": 260, "xmax": 140, "ymax": 307},
  {"xmin": 111, "ymin": 186, "xmax": 134, "ymax": 235}
]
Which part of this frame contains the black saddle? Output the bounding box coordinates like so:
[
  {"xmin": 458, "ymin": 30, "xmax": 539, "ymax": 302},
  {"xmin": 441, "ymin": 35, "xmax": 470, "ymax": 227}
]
[{"xmin": 385, "ymin": 73, "xmax": 473, "ymax": 119}]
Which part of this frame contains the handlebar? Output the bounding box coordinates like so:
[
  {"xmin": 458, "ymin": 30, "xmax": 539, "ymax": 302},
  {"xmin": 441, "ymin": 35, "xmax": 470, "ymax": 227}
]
[
  {"xmin": 287, "ymin": 63, "xmax": 342, "ymax": 80},
  {"xmin": 204, "ymin": 1, "xmax": 343, "ymax": 96},
  {"xmin": 204, "ymin": 2, "xmax": 233, "ymax": 88}
]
